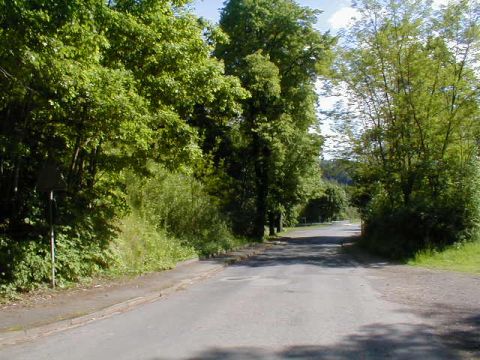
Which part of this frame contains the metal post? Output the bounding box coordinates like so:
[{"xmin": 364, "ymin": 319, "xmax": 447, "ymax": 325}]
[{"xmin": 49, "ymin": 190, "xmax": 55, "ymax": 288}]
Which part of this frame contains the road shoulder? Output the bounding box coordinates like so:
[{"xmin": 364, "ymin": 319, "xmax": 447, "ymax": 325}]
[
  {"xmin": 0, "ymin": 242, "xmax": 269, "ymax": 347},
  {"xmin": 346, "ymin": 244, "xmax": 480, "ymax": 359}
]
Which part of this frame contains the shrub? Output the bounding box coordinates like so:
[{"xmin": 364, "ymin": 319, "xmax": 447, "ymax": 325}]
[
  {"xmin": 360, "ymin": 161, "xmax": 480, "ymax": 259},
  {"xmin": 110, "ymin": 213, "xmax": 195, "ymax": 275},
  {"xmin": 0, "ymin": 216, "xmax": 115, "ymax": 294},
  {"xmin": 124, "ymin": 165, "xmax": 243, "ymax": 256}
]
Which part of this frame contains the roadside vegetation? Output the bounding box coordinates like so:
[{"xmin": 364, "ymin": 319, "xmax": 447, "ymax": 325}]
[
  {"xmin": 0, "ymin": 0, "xmax": 333, "ymax": 297},
  {"xmin": 409, "ymin": 240, "xmax": 480, "ymax": 274},
  {"xmin": 113, "ymin": 165, "xmax": 250, "ymax": 277},
  {"xmin": 334, "ymin": 0, "xmax": 480, "ymax": 260},
  {"xmin": 1, "ymin": 0, "xmax": 478, "ymax": 298},
  {"xmin": 299, "ymin": 180, "xmax": 359, "ymax": 223}
]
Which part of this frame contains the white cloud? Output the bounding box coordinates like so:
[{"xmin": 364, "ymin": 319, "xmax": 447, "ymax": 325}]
[
  {"xmin": 432, "ymin": 0, "xmax": 451, "ymax": 9},
  {"xmin": 328, "ymin": 7, "xmax": 359, "ymax": 30},
  {"xmin": 319, "ymin": 96, "xmax": 338, "ymax": 112}
]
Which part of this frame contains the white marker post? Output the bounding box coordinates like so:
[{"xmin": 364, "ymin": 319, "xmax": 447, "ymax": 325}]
[
  {"xmin": 49, "ymin": 190, "xmax": 55, "ymax": 288},
  {"xmin": 37, "ymin": 161, "xmax": 66, "ymax": 289}
]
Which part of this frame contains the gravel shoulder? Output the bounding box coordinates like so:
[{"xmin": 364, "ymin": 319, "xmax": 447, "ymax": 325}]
[{"xmin": 347, "ymin": 245, "xmax": 480, "ymax": 359}]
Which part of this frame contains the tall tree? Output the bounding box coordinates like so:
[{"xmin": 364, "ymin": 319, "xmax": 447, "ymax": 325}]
[
  {"xmin": 216, "ymin": 0, "xmax": 334, "ymax": 237},
  {"xmin": 0, "ymin": 0, "xmax": 150, "ymax": 229},
  {"xmin": 104, "ymin": 0, "xmax": 247, "ymax": 169},
  {"xmin": 336, "ymin": 0, "xmax": 480, "ymax": 255},
  {"xmin": 0, "ymin": 0, "xmax": 248, "ymax": 288}
]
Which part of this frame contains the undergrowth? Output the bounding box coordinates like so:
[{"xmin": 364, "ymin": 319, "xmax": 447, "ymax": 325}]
[
  {"xmin": 409, "ymin": 240, "xmax": 480, "ymax": 274},
  {"xmin": 110, "ymin": 213, "xmax": 196, "ymax": 275},
  {"xmin": 0, "ymin": 165, "xmax": 253, "ymax": 300}
]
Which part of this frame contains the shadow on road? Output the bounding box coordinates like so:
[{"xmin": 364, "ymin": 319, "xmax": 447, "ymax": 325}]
[
  {"xmin": 443, "ymin": 313, "xmax": 480, "ymax": 353},
  {"xmin": 237, "ymin": 236, "xmax": 354, "ymax": 268},
  {"xmin": 413, "ymin": 308, "xmax": 480, "ymax": 356},
  {"xmin": 199, "ymin": 231, "xmax": 479, "ymax": 358},
  {"xmin": 150, "ymin": 321, "xmax": 462, "ymax": 359},
  {"xmin": 226, "ymin": 235, "xmax": 388, "ymax": 269}
]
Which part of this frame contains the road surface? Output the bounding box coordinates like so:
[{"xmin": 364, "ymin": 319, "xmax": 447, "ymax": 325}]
[{"xmin": 0, "ymin": 222, "xmax": 470, "ymax": 359}]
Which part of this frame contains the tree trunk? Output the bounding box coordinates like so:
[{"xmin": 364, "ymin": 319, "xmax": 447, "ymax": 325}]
[
  {"xmin": 253, "ymin": 185, "xmax": 267, "ymax": 239},
  {"xmin": 276, "ymin": 212, "xmax": 283, "ymax": 233},
  {"xmin": 268, "ymin": 212, "xmax": 276, "ymax": 236},
  {"xmin": 87, "ymin": 141, "xmax": 102, "ymax": 189},
  {"xmin": 252, "ymin": 132, "xmax": 269, "ymax": 240}
]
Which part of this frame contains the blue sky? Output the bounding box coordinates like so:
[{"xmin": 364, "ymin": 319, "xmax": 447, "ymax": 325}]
[{"xmin": 190, "ymin": 0, "xmax": 354, "ymax": 33}]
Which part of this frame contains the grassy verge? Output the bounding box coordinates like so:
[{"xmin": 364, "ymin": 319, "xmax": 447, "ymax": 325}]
[
  {"xmin": 109, "ymin": 213, "xmax": 197, "ymax": 276},
  {"xmin": 408, "ymin": 241, "xmax": 480, "ymax": 274},
  {"xmin": 110, "ymin": 208, "xmax": 256, "ymax": 275},
  {"xmin": 0, "ymin": 214, "xmax": 254, "ymax": 304},
  {"xmin": 0, "ymin": 166, "xmax": 256, "ymax": 302}
]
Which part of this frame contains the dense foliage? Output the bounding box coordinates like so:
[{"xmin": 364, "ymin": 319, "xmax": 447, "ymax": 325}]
[
  {"xmin": 216, "ymin": 0, "xmax": 334, "ymax": 237},
  {"xmin": 113, "ymin": 166, "xmax": 249, "ymax": 275},
  {"xmin": 0, "ymin": 0, "xmax": 331, "ymax": 293},
  {"xmin": 336, "ymin": 0, "xmax": 480, "ymax": 257},
  {"xmin": 300, "ymin": 181, "xmax": 349, "ymax": 223}
]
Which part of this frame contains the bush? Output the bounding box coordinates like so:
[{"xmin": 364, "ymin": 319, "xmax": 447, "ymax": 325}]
[
  {"xmin": 0, "ymin": 215, "xmax": 115, "ymax": 294},
  {"xmin": 110, "ymin": 213, "xmax": 195, "ymax": 275},
  {"xmin": 0, "ymin": 165, "xmax": 250, "ymax": 297},
  {"xmin": 360, "ymin": 162, "xmax": 480, "ymax": 259},
  {"xmin": 124, "ymin": 165, "xmax": 245, "ymax": 256}
]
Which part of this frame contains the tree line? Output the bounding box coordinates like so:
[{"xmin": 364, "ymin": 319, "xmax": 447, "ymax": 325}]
[
  {"xmin": 0, "ymin": 0, "xmax": 333, "ymax": 292},
  {"xmin": 336, "ymin": 0, "xmax": 480, "ymax": 257}
]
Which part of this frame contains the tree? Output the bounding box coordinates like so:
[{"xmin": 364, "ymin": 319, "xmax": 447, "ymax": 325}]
[
  {"xmin": 320, "ymin": 159, "xmax": 355, "ymax": 185},
  {"xmin": 103, "ymin": 0, "xmax": 247, "ymax": 170},
  {"xmin": 301, "ymin": 181, "xmax": 348, "ymax": 223},
  {"xmin": 0, "ymin": 0, "xmax": 158, "ymax": 288},
  {"xmin": 336, "ymin": 0, "xmax": 480, "ymax": 256},
  {"xmin": 216, "ymin": 0, "xmax": 334, "ymax": 237},
  {"xmin": 0, "ymin": 0, "xmax": 248, "ymax": 290}
]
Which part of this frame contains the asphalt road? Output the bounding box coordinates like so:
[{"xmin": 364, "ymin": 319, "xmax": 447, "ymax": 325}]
[{"xmin": 0, "ymin": 222, "xmax": 461, "ymax": 359}]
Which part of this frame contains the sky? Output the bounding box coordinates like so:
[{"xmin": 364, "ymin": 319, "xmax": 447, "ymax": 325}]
[
  {"xmin": 190, "ymin": 0, "xmax": 355, "ymax": 32},
  {"xmin": 190, "ymin": 0, "xmax": 452, "ymax": 31}
]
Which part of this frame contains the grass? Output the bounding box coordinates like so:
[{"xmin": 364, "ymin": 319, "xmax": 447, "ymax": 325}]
[
  {"xmin": 110, "ymin": 213, "xmax": 197, "ymax": 276},
  {"xmin": 408, "ymin": 240, "xmax": 480, "ymax": 274}
]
